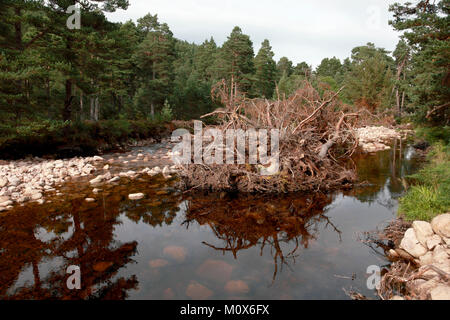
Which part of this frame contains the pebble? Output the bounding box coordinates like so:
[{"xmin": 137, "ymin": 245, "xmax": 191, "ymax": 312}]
[{"xmin": 129, "ymin": 193, "xmax": 145, "ymax": 200}]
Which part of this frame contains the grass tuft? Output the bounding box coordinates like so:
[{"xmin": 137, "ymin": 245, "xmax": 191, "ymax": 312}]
[{"xmin": 399, "ymin": 142, "xmax": 450, "ymax": 221}]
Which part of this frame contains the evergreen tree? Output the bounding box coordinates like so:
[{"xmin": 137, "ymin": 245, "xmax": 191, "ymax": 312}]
[
  {"xmin": 315, "ymin": 57, "xmax": 342, "ymax": 78},
  {"xmin": 216, "ymin": 26, "xmax": 255, "ymax": 94},
  {"xmin": 253, "ymin": 39, "xmax": 276, "ymax": 98},
  {"xmin": 276, "ymin": 57, "xmax": 293, "ymax": 81},
  {"xmin": 390, "ymin": 0, "xmax": 449, "ymax": 124},
  {"xmin": 133, "ymin": 14, "xmax": 176, "ymax": 117},
  {"xmin": 344, "ymin": 43, "xmax": 395, "ymax": 111}
]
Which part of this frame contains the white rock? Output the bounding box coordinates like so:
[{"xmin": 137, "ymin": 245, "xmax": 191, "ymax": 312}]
[
  {"xmin": 89, "ymin": 176, "xmax": 104, "ymax": 185},
  {"xmin": 31, "ymin": 192, "xmax": 43, "ymax": 200},
  {"xmin": 103, "ymin": 164, "xmax": 110, "ymax": 170},
  {"xmin": 8, "ymin": 177, "xmax": 20, "ymax": 186},
  {"xmin": 400, "ymin": 228, "xmax": 428, "ymax": 258},
  {"xmin": 426, "ymin": 235, "xmax": 442, "ymax": 251},
  {"xmin": 93, "ymin": 156, "xmax": 104, "ymax": 162},
  {"xmin": 0, "ymin": 196, "xmax": 10, "ymax": 203},
  {"xmin": 413, "ymin": 221, "xmax": 434, "ymax": 246},
  {"xmin": 390, "ymin": 296, "xmax": 405, "ymax": 300},
  {"xmin": 108, "ymin": 176, "xmax": 120, "ymax": 183},
  {"xmin": 0, "ymin": 200, "xmax": 13, "ymax": 207},
  {"xmin": 85, "ymin": 198, "xmax": 96, "ymax": 203},
  {"xmin": 419, "ymin": 251, "xmax": 434, "ymax": 266},
  {"xmin": 430, "ymin": 285, "xmax": 450, "ymax": 300},
  {"xmin": 432, "ymin": 245, "xmax": 449, "ymax": 264},
  {"xmin": 0, "ymin": 178, "xmax": 7, "ymax": 188},
  {"xmin": 129, "ymin": 193, "xmax": 145, "ymax": 200},
  {"xmin": 431, "ymin": 214, "xmax": 450, "ymax": 238}
]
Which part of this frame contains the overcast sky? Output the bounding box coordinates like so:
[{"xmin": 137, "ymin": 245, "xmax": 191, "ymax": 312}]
[{"xmin": 105, "ymin": 0, "xmax": 408, "ymax": 67}]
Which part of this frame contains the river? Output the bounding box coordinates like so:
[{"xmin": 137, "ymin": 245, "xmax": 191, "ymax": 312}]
[{"xmin": 0, "ymin": 143, "xmax": 421, "ymax": 299}]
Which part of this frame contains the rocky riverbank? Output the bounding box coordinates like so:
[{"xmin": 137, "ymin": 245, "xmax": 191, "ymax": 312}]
[
  {"xmin": 384, "ymin": 214, "xmax": 450, "ymax": 300},
  {"xmin": 356, "ymin": 126, "xmax": 412, "ymax": 153},
  {"xmin": 0, "ymin": 125, "xmax": 414, "ymax": 212},
  {"xmin": 0, "ymin": 140, "xmax": 180, "ymax": 212}
]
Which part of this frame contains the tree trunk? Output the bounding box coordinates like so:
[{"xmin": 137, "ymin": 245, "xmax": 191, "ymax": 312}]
[
  {"xmin": 80, "ymin": 90, "xmax": 84, "ymax": 120},
  {"xmin": 90, "ymin": 96, "xmax": 95, "ymax": 120},
  {"xmin": 63, "ymin": 79, "xmax": 73, "ymax": 121},
  {"xmin": 94, "ymin": 96, "xmax": 100, "ymax": 121}
]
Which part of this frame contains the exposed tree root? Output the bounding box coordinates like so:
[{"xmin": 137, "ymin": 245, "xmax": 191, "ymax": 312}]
[{"xmin": 178, "ymin": 80, "xmax": 360, "ymax": 193}]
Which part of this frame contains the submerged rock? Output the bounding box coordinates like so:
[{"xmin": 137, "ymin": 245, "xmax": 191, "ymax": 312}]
[
  {"xmin": 185, "ymin": 281, "xmax": 213, "ymax": 300},
  {"xmin": 128, "ymin": 193, "xmax": 145, "ymax": 200},
  {"xmin": 224, "ymin": 280, "xmax": 250, "ymax": 295}
]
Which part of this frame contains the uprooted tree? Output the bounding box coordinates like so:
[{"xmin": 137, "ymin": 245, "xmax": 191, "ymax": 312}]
[{"xmin": 178, "ymin": 80, "xmax": 361, "ymax": 193}]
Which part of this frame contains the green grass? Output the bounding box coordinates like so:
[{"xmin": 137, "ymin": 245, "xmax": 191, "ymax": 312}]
[
  {"xmin": 399, "ymin": 142, "xmax": 450, "ymax": 221},
  {"xmin": 415, "ymin": 126, "xmax": 450, "ymax": 145}
]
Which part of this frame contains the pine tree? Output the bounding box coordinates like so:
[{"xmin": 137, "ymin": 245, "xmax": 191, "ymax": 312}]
[
  {"xmin": 390, "ymin": 0, "xmax": 449, "ymax": 124},
  {"xmin": 134, "ymin": 14, "xmax": 176, "ymax": 117},
  {"xmin": 276, "ymin": 57, "xmax": 293, "ymax": 81},
  {"xmin": 253, "ymin": 39, "xmax": 276, "ymax": 98},
  {"xmin": 216, "ymin": 26, "xmax": 255, "ymax": 94},
  {"xmin": 344, "ymin": 43, "xmax": 395, "ymax": 111}
]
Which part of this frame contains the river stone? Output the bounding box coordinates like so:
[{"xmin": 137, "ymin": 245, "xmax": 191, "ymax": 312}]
[
  {"xmin": 185, "ymin": 281, "xmax": 213, "ymax": 300},
  {"xmin": 108, "ymin": 176, "xmax": 120, "ymax": 183},
  {"xmin": 390, "ymin": 296, "xmax": 405, "ymax": 301},
  {"xmin": 31, "ymin": 192, "xmax": 43, "ymax": 200},
  {"xmin": 93, "ymin": 156, "xmax": 104, "ymax": 162},
  {"xmin": 0, "ymin": 200, "xmax": 13, "ymax": 207},
  {"xmin": 432, "ymin": 245, "xmax": 449, "ymax": 264},
  {"xmin": 430, "ymin": 285, "xmax": 450, "ymax": 300},
  {"xmin": 224, "ymin": 280, "xmax": 249, "ymax": 295},
  {"xmin": 431, "ymin": 214, "xmax": 450, "ymax": 238},
  {"xmin": 90, "ymin": 176, "xmax": 104, "ymax": 185},
  {"xmin": 400, "ymin": 228, "xmax": 428, "ymax": 258},
  {"xmin": 196, "ymin": 259, "xmax": 233, "ymax": 283},
  {"xmin": 129, "ymin": 193, "xmax": 145, "ymax": 200},
  {"xmin": 0, "ymin": 196, "xmax": 10, "ymax": 203},
  {"xmin": 163, "ymin": 288, "xmax": 175, "ymax": 300},
  {"xmin": 413, "ymin": 221, "xmax": 434, "ymax": 246},
  {"xmin": 85, "ymin": 198, "xmax": 96, "ymax": 203},
  {"xmin": 419, "ymin": 253, "xmax": 434, "ymax": 267},
  {"xmin": 0, "ymin": 178, "xmax": 7, "ymax": 188},
  {"xmin": 426, "ymin": 234, "xmax": 442, "ymax": 251},
  {"xmin": 8, "ymin": 177, "xmax": 20, "ymax": 187}
]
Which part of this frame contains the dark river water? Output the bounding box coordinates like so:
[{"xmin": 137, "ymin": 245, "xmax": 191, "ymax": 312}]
[{"xmin": 0, "ymin": 145, "xmax": 421, "ymax": 300}]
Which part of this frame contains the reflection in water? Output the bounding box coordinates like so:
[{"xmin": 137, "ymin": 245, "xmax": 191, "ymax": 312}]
[
  {"xmin": 0, "ymin": 145, "xmax": 422, "ymax": 300},
  {"xmin": 183, "ymin": 193, "xmax": 340, "ymax": 282}
]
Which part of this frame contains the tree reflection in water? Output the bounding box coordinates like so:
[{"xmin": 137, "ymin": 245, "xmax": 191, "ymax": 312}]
[
  {"xmin": 183, "ymin": 192, "xmax": 342, "ymax": 282},
  {"xmin": 0, "ymin": 176, "xmax": 181, "ymax": 300}
]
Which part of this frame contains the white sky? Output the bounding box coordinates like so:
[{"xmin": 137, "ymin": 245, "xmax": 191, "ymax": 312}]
[{"xmin": 105, "ymin": 0, "xmax": 408, "ymax": 67}]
